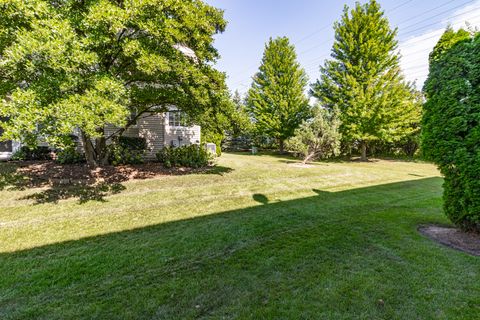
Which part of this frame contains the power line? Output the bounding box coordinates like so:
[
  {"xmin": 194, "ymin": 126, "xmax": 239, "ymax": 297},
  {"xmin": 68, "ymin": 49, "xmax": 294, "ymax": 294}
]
[
  {"xmin": 388, "ymin": 0, "xmax": 415, "ymax": 12},
  {"xmin": 228, "ymin": 0, "xmax": 416, "ymax": 87},
  {"xmin": 229, "ymin": 1, "xmax": 480, "ymax": 90},
  {"xmin": 399, "ymin": 3, "xmax": 478, "ymax": 36},
  {"xmin": 397, "ymin": 0, "xmax": 460, "ymax": 26}
]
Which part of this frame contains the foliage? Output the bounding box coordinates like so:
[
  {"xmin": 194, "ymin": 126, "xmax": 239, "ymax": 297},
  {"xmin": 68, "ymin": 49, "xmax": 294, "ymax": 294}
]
[
  {"xmin": 222, "ymin": 91, "xmax": 254, "ymax": 151},
  {"xmin": 230, "ymin": 91, "xmax": 253, "ymax": 137},
  {"xmin": 10, "ymin": 148, "xmax": 28, "ymax": 161},
  {"xmin": 201, "ymin": 130, "xmax": 223, "ymax": 157},
  {"xmin": 0, "ymin": 0, "xmax": 228, "ymax": 166},
  {"xmin": 422, "ymin": 30, "xmax": 480, "ymax": 232},
  {"xmin": 287, "ymin": 106, "xmax": 341, "ymax": 163},
  {"xmin": 11, "ymin": 146, "xmax": 51, "ymax": 161},
  {"xmin": 247, "ymin": 37, "xmax": 310, "ymax": 153},
  {"xmin": 56, "ymin": 147, "xmax": 85, "ymax": 165},
  {"xmin": 310, "ymin": 0, "xmax": 420, "ymax": 160},
  {"xmin": 108, "ymin": 137, "xmax": 147, "ymax": 166},
  {"xmin": 156, "ymin": 144, "xmax": 213, "ymax": 168},
  {"xmin": 429, "ymin": 26, "xmax": 470, "ymax": 63}
]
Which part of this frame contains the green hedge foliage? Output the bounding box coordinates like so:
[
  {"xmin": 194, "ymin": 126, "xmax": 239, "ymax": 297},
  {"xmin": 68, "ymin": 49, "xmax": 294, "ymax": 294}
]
[
  {"xmin": 11, "ymin": 146, "xmax": 52, "ymax": 161},
  {"xmin": 422, "ymin": 31, "xmax": 480, "ymax": 232},
  {"xmin": 56, "ymin": 147, "xmax": 85, "ymax": 164},
  {"xmin": 156, "ymin": 144, "xmax": 213, "ymax": 168},
  {"xmin": 108, "ymin": 136, "xmax": 147, "ymax": 165}
]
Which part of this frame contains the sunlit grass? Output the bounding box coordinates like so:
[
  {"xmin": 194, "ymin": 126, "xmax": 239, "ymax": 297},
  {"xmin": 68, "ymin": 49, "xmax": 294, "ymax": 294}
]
[{"xmin": 1, "ymin": 153, "xmax": 478, "ymax": 319}]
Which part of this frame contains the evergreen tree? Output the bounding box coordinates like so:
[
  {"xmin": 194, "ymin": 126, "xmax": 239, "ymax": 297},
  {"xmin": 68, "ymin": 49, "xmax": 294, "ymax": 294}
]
[
  {"xmin": 230, "ymin": 91, "xmax": 252, "ymax": 137},
  {"xmin": 247, "ymin": 37, "xmax": 309, "ymax": 153},
  {"xmin": 422, "ymin": 29, "xmax": 480, "ymax": 232},
  {"xmin": 310, "ymin": 0, "xmax": 419, "ymax": 160}
]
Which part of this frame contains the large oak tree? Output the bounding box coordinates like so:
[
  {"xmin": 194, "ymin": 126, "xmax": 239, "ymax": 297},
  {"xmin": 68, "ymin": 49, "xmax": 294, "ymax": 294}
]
[{"xmin": 0, "ymin": 0, "xmax": 228, "ymax": 166}]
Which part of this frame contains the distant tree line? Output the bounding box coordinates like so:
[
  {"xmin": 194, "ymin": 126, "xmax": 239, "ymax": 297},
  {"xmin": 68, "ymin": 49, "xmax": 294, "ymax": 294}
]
[{"xmin": 226, "ymin": 0, "xmax": 421, "ymax": 162}]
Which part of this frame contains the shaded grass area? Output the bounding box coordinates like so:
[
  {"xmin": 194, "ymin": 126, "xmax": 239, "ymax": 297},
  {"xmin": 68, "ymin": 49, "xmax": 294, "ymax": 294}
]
[
  {"xmin": 0, "ymin": 161, "xmax": 232, "ymax": 204},
  {"xmin": 0, "ymin": 153, "xmax": 478, "ymax": 319}
]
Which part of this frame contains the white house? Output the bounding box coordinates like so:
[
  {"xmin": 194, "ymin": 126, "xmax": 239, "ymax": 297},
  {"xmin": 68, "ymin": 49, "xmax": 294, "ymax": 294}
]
[{"xmin": 0, "ymin": 109, "xmax": 201, "ymax": 161}]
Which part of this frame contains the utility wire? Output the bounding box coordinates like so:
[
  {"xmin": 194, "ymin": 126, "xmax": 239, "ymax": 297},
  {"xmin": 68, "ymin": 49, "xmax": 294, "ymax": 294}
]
[{"xmin": 230, "ymin": 0, "xmax": 479, "ymax": 90}]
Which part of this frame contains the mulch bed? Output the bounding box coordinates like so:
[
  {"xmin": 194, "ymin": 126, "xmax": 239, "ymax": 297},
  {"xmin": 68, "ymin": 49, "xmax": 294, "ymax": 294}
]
[
  {"xmin": 10, "ymin": 161, "xmax": 205, "ymax": 188},
  {"xmin": 419, "ymin": 224, "xmax": 480, "ymax": 256}
]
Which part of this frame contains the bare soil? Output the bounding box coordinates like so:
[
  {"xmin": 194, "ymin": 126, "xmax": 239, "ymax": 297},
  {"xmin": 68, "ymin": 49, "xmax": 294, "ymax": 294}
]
[
  {"xmin": 6, "ymin": 161, "xmax": 211, "ymax": 188},
  {"xmin": 287, "ymin": 163, "xmax": 315, "ymax": 168},
  {"xmin": 419, "ymin": 225, "xmax": 480, "ymax": 256}
]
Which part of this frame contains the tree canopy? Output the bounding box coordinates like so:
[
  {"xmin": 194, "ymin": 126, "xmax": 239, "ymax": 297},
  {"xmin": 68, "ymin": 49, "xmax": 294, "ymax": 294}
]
[
  {"xmin": 422, "ymin": 29, "xmax": 480, "ymax": 232},
  {"xmin": 310, "ymin": 0, "xmax": 420, "ymax": 160},
  {"xmin": 0, "ymin": 0, "xmax": 228, "ymax": 165},
  {"xmin": 246, "ymin": 37, "xmax": 310, "ymax": 153}
]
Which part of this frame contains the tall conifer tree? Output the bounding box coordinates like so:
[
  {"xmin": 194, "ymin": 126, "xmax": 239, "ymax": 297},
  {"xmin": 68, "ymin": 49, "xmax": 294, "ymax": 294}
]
[
  {"xmin": 247, "ymin": 37, "xmax": 309, "ymax": 153},
  {"xmin": 311, "ymin": 0, "xmax": 419, "ymax": 160}
]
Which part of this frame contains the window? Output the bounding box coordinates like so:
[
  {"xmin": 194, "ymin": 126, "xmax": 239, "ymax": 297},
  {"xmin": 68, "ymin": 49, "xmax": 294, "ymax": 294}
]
[{"xmin": 168, "ymin": 111, "xmax": 188, "ymax": 127}]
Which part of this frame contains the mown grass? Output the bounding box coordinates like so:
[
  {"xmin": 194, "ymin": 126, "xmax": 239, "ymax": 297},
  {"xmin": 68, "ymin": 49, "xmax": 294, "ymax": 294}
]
[{"xmin": 0, "ymin": 152, "xmax": 478, "ymax": 319}]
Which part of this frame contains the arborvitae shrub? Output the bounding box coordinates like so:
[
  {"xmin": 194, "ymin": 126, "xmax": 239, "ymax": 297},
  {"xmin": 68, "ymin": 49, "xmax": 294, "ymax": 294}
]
[{"xmin": 422, "ymin": 31, "xmax": 480, "ymax": 232}]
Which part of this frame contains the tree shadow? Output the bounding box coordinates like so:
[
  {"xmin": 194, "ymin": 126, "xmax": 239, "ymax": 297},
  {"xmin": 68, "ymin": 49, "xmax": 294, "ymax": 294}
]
[
  {"xmin": 20, "ymin": 183, "xmax": 126, "ymax": 204},
  {"xmin": 0, "ymin": 161, "xmax": 233, "ymax": 204},
  {"xmin": 252, "ymin": 193, "xmax": 269, "ymax": 204},
  {"xmin": 1, "ymin": 177, "xmax": 465, "ymax": 319}
]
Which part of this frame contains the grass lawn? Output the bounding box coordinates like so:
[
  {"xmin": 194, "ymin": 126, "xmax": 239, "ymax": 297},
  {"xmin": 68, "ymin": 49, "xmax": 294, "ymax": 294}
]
[{"xmin": 0, "ymin": 152, "xmax": 478, "ymax": 319}]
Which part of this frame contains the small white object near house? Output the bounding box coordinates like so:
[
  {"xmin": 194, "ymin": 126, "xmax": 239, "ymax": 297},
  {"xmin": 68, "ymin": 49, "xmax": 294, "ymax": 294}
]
[
  {"xmin": 251, "ymin": 146, "xmax": 258, "ymax": 155},
  {"xmin": 205, "ymin": 143, "xmax": 217, "ymax": 155}
]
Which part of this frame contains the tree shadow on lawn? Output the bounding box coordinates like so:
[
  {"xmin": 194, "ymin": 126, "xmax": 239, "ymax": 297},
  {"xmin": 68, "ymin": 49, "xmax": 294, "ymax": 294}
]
[
  {"xmin": 2, "ymin": 176, "xmax": 477, "ymax": 319},
  {"xmin": 0, "ymin": 161, "xmax": 233, "ymax": 204}
]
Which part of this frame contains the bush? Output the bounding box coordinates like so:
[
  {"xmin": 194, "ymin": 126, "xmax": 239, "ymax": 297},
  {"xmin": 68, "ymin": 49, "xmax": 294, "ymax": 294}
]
[
  {"xmin": 422, "ymin": 30, "xmax": 480, "ymax": 232},
  {"xmin": 11, "ymin": 146, "xmax": 52, "ymax": 161},
  {"xmin": 108, "ymin": 136, "xmax": 147, "ymax": 165},
  {"xmin": 156, "ymin": 144, "xmax": 213, "ymax": 168},
  {"xmin": 286, "ymin": 106, "xmax": 341, "ymax": 164},
  {"xmin": 56, "ymin": 147, "xmax": 85, "ymax": 164}
]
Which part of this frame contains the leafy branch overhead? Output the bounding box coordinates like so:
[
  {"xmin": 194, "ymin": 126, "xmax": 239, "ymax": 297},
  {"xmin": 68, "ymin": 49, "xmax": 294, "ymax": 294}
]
[{"xmin": 0, "ymin": 0, "xmax": 229, "ymax": 165}]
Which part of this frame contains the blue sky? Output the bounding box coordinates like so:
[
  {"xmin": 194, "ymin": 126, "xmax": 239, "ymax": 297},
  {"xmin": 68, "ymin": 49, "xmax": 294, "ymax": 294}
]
[{"xmin": 205, "ymin": 0, "xmax": 480, "ymax": 94}]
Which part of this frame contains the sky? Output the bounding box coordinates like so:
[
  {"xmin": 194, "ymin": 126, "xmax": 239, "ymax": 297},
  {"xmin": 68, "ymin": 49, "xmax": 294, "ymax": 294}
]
[{"xmin": 205, "ymin": 0, "xmax": 480, "ymax": 95}]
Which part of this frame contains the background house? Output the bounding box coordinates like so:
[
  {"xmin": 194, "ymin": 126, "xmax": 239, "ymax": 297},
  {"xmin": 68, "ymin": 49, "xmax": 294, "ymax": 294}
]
[{"xmin": 0, "ymin": 109, "xmax": 201, "ymax": 161}]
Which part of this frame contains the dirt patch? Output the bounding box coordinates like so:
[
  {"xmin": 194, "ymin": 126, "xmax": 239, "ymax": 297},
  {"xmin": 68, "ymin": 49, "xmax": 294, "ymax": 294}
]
[
  {"xmin": 6, "ymin": 161, "xmax": 220, "ymax": 188},
  {"xmin": 419, "ymin": 225, "xmax": 480, "ymax": 256},
  {"xmin": 287, "ymin": 163, "xmax": 315, "ymax": 168}
]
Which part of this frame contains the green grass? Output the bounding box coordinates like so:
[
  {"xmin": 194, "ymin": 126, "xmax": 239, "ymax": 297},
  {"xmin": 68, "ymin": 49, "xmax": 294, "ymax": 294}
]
[{"xmin": 0, "ymin": 153, "xmax": 478, "ymax": 319}]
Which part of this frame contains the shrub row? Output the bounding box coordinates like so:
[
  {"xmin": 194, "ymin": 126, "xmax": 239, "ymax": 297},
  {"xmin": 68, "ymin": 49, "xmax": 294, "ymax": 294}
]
[
  {"xmin": 156, "ymin": 144, "xmax": 213, "ymax": 168},
  {"xmin": 11, "ymin": 138, "xmax": 214, "ymax": 169}
]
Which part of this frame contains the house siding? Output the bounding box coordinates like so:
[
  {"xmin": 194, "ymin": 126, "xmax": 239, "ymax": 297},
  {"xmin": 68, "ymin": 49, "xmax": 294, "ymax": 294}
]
[
  {"xmin": 138, "ymin": 113, "xmax": 165, "ymax": 160},
  {"xmin": 164, "ymin": 111, "xmax": 201, "ymax": 147}
]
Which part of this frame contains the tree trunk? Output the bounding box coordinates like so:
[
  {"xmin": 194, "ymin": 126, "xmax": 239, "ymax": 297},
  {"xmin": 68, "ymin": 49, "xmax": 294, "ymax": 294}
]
[
  {"xmin": 80, "ymin": 130, "xmax": 110, "ymax": 167},
  {"xmin": 302, "ymin": 152, "xmax": 315, "ymax": 165},
  {"xmin": 360, "ymin": 141, "xmax": 367, "ymax": 161},
  {"xmin": 279, "ymin": 139, "xmax": 285, "ymax": 154},
  {"xmin": 95, "ymin": 136, "xmax": 109, "ymax": 166},
  {"xmin": 81, "ymin": 131, "xmax": 98, "ymax": 167}
]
